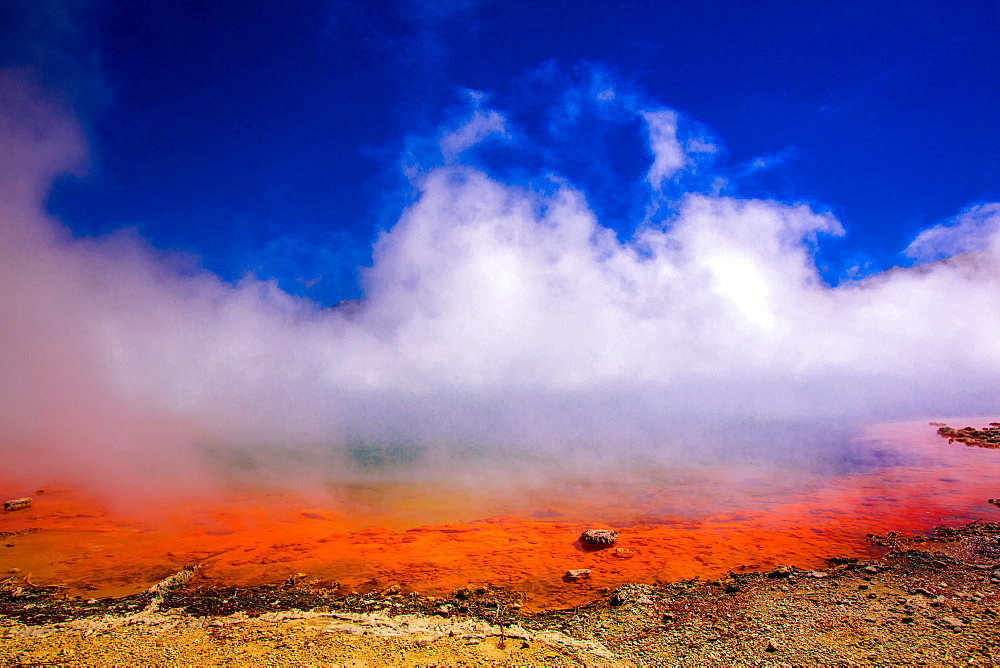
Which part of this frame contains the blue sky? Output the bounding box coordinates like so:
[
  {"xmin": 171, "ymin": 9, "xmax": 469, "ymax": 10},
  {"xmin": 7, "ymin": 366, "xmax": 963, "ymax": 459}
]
[
  {"xmin": 6, "ymin": 0, "xmax": 1000, "ymax": 489},
  {"xmin": 7, "ymin": 0, "xmax": 1000, "ymax": 304}
]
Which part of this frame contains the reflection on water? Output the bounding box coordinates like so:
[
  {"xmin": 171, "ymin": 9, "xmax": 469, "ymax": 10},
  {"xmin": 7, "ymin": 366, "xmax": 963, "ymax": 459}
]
[{"xmin": 2, "ymin": 421, "xmax": 999, "ymax": 610}]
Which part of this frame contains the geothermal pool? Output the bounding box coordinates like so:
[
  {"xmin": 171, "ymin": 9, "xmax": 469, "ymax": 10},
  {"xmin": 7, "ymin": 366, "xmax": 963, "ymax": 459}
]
[{"xmin": 2, "ymin": 420, "xmax": 999, "ymax": 611}]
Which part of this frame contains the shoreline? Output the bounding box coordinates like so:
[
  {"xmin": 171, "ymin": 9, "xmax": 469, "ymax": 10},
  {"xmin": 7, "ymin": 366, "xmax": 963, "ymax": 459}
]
[
  {"xmin": 4, "ymin": 421, "xmax": 1000, "ymax": 664},
  {"xmin": 3, "ymin": 520, "xmax": 1000, "ymax": 665}
]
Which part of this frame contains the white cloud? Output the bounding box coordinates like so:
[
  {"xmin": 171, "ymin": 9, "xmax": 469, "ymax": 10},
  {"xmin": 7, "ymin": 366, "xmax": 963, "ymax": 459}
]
[
  {"xmin": 904, "ymin": 203, "xmax": 1000, "ymax": 263},
  {"xmin": 641, "ymin": 109, "xmax": 686, "ymax": 188},
  {"xmin": 438, "ymin": 93, "xmax": 509, "ymax": 163},
  {"xmin": 4, "ymin": 70, "xmax": 1000, "ymax": 498}
]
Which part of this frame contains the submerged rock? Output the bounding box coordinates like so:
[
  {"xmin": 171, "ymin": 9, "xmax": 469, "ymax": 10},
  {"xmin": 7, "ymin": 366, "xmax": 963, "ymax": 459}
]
[
  {"xmin": 935, "ymin": 422, "xmax": 1000, "ymax": 449},
  {"xmin": 565, "ymin": 569, "xmax": 591, "ymax": 580},
  {"xmin": 580, "ymin": 529, "xmax": 618, "ymax": 546}
]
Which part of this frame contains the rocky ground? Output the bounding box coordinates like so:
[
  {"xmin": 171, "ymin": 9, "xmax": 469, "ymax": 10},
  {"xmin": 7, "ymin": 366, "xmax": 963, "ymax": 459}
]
[{"xmin": 2, "ymin": 521, "xmax": 1000, "ymax": 666}]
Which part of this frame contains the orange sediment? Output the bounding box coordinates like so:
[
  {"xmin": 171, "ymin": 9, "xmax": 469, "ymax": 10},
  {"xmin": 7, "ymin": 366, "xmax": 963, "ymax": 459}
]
[{"xmin": 2, "ymin": 421, "xmax": 998, "ymax": 611}]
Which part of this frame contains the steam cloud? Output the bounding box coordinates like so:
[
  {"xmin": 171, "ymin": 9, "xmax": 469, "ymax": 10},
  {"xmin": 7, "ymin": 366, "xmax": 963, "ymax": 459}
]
[{"xmin": 2, "ymin": 69, "xmax": 1000, "ymax": 496}]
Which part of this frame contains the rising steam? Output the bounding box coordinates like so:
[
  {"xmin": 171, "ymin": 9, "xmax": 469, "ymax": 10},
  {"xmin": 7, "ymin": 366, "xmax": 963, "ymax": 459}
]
[{"xmin": 2, "ymin": 69, "xmax": 999, "ymax": 495}]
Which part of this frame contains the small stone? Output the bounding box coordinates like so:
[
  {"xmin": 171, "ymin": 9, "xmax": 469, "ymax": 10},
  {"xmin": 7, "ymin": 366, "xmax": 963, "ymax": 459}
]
[
  {"xmin": 858, "ymin": 584, "xmax": 869, "ymax": 590},
  {"xmin": 2, "ymin": 498, "xmax": 32, "ymax": 512},
  {"xmin": 809, "ymin": 571, "xmax": 828, "ymax": 579},
  {"xmin": 765, "ymin": 639, "xmax": 779, "ymax": 652},
  {"xmin": 940, "ymin": 617, "xmax": 964, "ymax": 630},
  {"xmin": 579, "ymin": 529, "xmax": 618, "ymax": 546},
  {"xmin": 864, "ymin": 565, "xmax": 879, "ymax": 574},
  {"xmin": 609, "ymin": 584, "xmax": 654, "ymax": 606},
  {"xmin": 435, "ymin": 605, "xmax": 453, "ymax": 616},
  {"xmin": 767, "ymin": 566, "xmax": 793, "ymax": 579},
  {"xmin": 565, "ymin": 569, "xmax": 591, "ymax": 580}
]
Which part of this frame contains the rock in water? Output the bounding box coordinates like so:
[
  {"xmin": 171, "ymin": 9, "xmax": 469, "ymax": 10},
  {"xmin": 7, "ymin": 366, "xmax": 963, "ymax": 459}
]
[
  {"xmin": 3, "ymin": 498, "xmax": 32, "ymax": 511},
  {"xmin": 565, "ymin": 569, "xmax": 591, "ymax": 580},
  {"xmin": 580, "ymin": 529, "xmax": 618, "ymax": 545}
]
